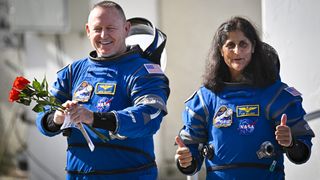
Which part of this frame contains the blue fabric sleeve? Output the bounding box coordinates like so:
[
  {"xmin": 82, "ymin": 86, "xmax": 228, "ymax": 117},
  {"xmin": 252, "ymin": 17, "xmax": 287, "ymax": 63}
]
[
  {"xmin": 114, "ymin": 66, "xmax": 170, "ymax": 138},
  {"xmin": 36, "ymin": 108, "xmax": 62, "ymax": 137},
  {"xmin": 178, "ymin": 87, "xmax": 213, "ymax": 173},
  {"xmin": 35, "ymin": 65, "xmax": 71, "ymax": 137}
]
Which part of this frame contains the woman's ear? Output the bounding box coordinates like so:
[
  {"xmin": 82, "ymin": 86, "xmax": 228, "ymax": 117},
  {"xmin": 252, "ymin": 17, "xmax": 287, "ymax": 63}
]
[
  {"xmin": 251, "ymin": 41, "xmax": 256, "ymax": 53},
  {"xmin": 220, "ymin": 48, "xmax": 224, "ymax": 57}
]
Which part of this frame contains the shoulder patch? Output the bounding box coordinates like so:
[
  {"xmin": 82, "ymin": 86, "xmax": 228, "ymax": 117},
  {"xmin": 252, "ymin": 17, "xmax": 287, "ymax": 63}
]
[
  {"xmin": 284, "ymin": 87, "xmax": 302, "ymax": 96},
  {"xmin": 144, "ymin": 64, "xmax": 163, "ymax": 74}
]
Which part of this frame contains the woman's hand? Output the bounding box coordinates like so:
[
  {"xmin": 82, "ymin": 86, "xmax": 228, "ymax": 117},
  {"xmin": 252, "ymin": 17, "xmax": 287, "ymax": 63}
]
[
  {"xmin": 175, "ymin": 136, "xmax": 193, "ymax": 168},
  {"xmin": 275, "ymin": 114, "xmax": 293, "ymax": 147}
]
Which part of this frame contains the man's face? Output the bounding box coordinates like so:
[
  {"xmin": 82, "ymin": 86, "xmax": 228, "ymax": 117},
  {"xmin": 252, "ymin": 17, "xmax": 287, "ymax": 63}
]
[{"xmin": 86, "ymin": 7, "xmax": 130, "ymax": 57}]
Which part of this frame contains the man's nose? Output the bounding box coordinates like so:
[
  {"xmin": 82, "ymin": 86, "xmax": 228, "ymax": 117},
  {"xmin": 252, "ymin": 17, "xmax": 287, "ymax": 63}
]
[{"xmin": 101, "ymin": 29, "xmax": 108, "ymax": 38}]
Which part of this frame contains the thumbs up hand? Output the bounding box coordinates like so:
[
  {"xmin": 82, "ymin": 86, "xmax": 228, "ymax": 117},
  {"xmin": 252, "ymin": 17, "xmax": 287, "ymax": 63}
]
[
  {"xmin": 175, "ymin": 136, "xmax": 193, "ymax": 168},
  {"xmin": 275, "ymin": 114, "xmax": 293, "ymax": 147}
]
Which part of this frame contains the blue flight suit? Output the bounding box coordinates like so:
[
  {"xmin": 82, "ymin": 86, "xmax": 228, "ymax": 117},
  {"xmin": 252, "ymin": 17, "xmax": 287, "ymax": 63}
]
[
  {"xmin": 36, "ymin": 46, "xmax": 170, "ymax": 180},
  {"xmin": 179, "ymin": 81, "xmax": 314, "ymax": 179}
]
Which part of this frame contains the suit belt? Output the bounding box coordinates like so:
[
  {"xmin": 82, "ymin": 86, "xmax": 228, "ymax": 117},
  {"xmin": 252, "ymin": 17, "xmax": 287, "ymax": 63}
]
[
  {"xmin": 207, "ymin": 162, "xmax": 284, "ymax": 172},
  {"xmin": 66, "ymin": 143, "xmax": 156, "ymax": 175}
]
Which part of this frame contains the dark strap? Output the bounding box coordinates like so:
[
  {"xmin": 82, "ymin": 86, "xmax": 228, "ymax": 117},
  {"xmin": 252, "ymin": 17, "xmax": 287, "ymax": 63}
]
[
  {"xmin": 207, "ymin": 163, "xmax": 284, "ymax": 172},
  {"xmin": 66, "ymin": 161, "xmax": 156, "ymax": 175},
  {"xmin": 68, "ymin": 142, "xmax": 154, "ymax": 162},
  {"xmin": 67, "ymin": 142, "xmax": 156, "ymax": 175}
]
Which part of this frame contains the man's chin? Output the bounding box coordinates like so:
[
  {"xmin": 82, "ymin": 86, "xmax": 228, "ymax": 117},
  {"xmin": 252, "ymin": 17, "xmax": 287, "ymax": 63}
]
[{"xmin": 98, "ymin": 52, "xmax": 115, "ymax": 58}]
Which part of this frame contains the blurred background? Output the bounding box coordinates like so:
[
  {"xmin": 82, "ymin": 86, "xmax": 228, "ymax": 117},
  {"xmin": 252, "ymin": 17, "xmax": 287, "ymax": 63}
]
[{"xmin": 0, "ymin": 0, "xmax": 319, "ymax": 179}]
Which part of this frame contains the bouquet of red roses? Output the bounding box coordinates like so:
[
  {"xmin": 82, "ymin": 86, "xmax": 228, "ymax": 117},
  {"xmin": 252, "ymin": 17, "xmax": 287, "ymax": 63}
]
[
  {"xmin": 9, "ymin": 76, "xmax": 64, "ymax": 112},
  {"xmin": 9, "ymin": 76, "xmax": 109, "ymax": 151}
]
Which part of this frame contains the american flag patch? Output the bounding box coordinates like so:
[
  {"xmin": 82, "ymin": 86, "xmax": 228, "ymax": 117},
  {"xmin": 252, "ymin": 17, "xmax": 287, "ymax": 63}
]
[
  {"xmin": 144, "ymin": 64, "xmax": 163, "ymax": 74},
  {"xmin": 285, "ymin": 87, "xmax": 302, "ymax": 96}
]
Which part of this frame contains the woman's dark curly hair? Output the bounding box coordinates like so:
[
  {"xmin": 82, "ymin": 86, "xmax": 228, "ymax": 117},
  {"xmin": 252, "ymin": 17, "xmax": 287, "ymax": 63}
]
[{"xmin": 203, "ymin": 16, "xmax": 278, "ymax": 92}]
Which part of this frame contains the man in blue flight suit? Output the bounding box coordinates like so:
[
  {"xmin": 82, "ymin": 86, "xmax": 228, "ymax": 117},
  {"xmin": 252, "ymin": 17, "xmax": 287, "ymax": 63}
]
[{"xmin": 36, "ymin": 1, "xmax": 169, "ymax": 179}]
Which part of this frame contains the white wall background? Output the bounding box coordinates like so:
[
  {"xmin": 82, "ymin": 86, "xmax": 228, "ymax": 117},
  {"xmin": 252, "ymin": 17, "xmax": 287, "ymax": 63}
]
[{"xmin": 262, "ymin": 0, "xmax": 320, "ymax": 179}]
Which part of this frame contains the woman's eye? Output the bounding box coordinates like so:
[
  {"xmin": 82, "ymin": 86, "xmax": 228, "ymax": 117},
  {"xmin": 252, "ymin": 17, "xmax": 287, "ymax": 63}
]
[
  {"xmin": 226, "ymin": 43, "xmax": 235, "ymax": 49},
  {"xmin": 239, "ymin": 41, "xmax": 248, "ymax": 48}
]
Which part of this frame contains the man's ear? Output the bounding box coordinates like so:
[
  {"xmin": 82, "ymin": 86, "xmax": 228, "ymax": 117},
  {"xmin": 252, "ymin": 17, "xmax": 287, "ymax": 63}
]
[
  {"xmin": 85, "ymin": 23, "xmax": 90, "ymax": 38},
  {"xmin": 125, "ymin": 21, "xmax": 131, "ymax": 36}
]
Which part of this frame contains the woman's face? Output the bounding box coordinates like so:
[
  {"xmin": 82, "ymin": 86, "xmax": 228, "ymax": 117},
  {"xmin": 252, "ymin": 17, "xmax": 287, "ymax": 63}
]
[{"xmin": 220, "ymin": 30, "xmax": 254, "ymax": 81}]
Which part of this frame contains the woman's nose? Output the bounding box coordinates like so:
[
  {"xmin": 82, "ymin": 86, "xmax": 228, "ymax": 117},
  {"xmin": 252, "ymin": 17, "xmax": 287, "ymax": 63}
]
[{"xmin": 233, "ymin": 45, "xmax": 241, "ymax": 54}]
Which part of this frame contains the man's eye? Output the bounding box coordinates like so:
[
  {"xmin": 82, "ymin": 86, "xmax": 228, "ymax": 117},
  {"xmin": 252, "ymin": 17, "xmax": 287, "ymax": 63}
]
[
  {"xmin": 93, "ymin": 28, "xmax": 101, "ymax": 32},
  {"xmin": 107, "ymin": 27, "xmax": 116, "ymax": 31}
]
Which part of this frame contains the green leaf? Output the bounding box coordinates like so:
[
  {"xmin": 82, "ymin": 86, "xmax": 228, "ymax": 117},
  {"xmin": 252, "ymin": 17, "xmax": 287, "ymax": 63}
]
[
  {"xmin": 19, "ymin": 98, "xmax": 31, "ymax": 106},
  {"xmin": 49, "ymin": 96, "xmax": 57, "ymax": 104},
  {"xmin": 32, "ymin": 104, "xmax": 45, "ymax": 113},
  {"xmin": 45, "ymin": 79, "xmax": 48, "ymax": 92},
  {"xmin": 41, "ymin": 76, "xmax": 47, "ymax": 90},
  {"xmin": 86, "ymin": 125, "xmax": 110, "ymax": 142},
  {"xmin": 37, "ymin": 91, "xmax": 48, "ymax": 97},
  {"xmin": 35, "ymin": 100, "xmax": 46, "ymax": 105},
  {"xmin": 21, "ymin": 87, "xmax": 33, "ymax": 96},
  {"xmin": 19, "ymin": 92, "xmax": 28, "ymax": 98},
  {"xmin": 32, "ymin": 79, "xmax": 41, "ymax": 92}
]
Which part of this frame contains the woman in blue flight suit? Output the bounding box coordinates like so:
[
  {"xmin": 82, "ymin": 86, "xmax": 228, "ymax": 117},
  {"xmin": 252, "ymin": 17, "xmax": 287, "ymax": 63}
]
[{"xmin": 174, "ymin": 16, "xmax": 315, "ymax": 180}]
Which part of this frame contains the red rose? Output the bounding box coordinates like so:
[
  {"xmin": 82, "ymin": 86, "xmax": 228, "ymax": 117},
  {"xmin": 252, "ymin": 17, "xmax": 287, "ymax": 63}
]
[
  {"xmin": 8, "ymin": 88, "xmax": 21, "ymax": 102},
  {"xmin": 13, "ymin": 76, "xmax": 30, "ymax": 90}
]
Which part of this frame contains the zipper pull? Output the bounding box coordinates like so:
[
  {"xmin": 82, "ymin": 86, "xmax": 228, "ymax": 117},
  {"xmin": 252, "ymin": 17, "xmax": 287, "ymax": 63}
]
[{"xmin": 269, "ymin": 160, "xmax": 277, "ymax": 172}]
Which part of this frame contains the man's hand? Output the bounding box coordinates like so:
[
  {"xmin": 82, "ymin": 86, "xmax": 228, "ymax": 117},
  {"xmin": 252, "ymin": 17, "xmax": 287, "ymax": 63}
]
[
  {"xmin": 175, "ymin": 136, "xmax": 193, "ymax": 168},
  {"xmin": 275, "ymin": 114, "xmax": 293, "ymax": 147},
  {"xmin": 68, "ymin": 104, "xmax": 94, "ymax": 125},
  {"xmin": 53, "ymin": 100, "xmax": 78, "ymax": 125}
]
